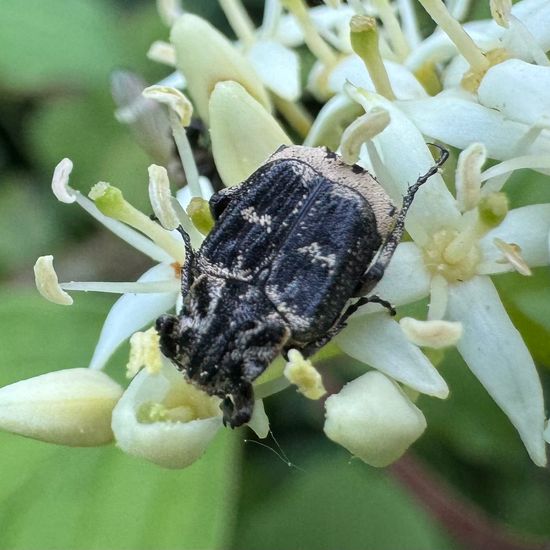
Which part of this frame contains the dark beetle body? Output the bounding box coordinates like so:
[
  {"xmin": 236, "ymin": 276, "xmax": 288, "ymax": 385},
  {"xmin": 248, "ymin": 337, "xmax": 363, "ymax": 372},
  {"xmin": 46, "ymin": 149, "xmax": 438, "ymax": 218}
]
[{"xmin": 156, "ymin": 145, "xmax": 447, "ymax": 427}]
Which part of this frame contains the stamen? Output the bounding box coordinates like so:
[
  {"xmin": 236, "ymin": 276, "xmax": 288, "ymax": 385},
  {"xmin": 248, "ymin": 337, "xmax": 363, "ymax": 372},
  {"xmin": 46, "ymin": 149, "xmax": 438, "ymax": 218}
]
[
  {"xmin": 284, "ymin": 349, "xmax": 327, "ymax": 400},
  {"xmin": 481, "ymin": 155, "xmax": 550, "ymax": 190},
  {"xmin": 417, "ymin": 0, "xmax": 488, "ymax": 73},
  {"xmin": 143, "ymin": 86, "xmax": 201, "ymax": 199},
  {"xmin": 89, "ymin": 182, "xmax": 185, "ymax": 264},
  {"xmin": 507, "ymin": 15, "xmax": 550, "ymax": 66},
  {"xmin": 34, "ymin": 256, "xmax": 73, "ymax": 306},
  {"xmin": 427, "ymin": 273, "xmax": 448, "ymax": 321},
  {"xmin": 52, "ymin": 161, "xmax": 172, "ymax": 263},
  {"xmin": 494, "ymin": 238, "xmax": 532, "ymax": 276},
  {"xmin": 148, "ymin": 164, "xmax": 180, "ymax": 231},
  {"xmin": 51, "ymin": 158, "xmax": 76, "ymax": 204},
  {"xmin": 281, "ymin": 0, "xmax": 338, "ymax": 68},
  {"xmin": 456, "ymin": 142, "xmax": 486, "ymax": 212},
  {"xmin": 350, "ymin": 16, "xmax": 396, "ymax": 100},
  {"xmin": 400, "ymin": 317, "xmax": 463, "ymax": 349},
  {"xmin": 156, "ymin": 0, "xmax": 184, "ymax": 27},
  {"xmin": 371, "ymin": 0, "xmax": 411, "ymax": 61},
  {"xmin": 396, "ymin": 0, "xmax": 422, "ymax": 48},
  {"xmin": 142, "ymin": 85, "xmax": 192, "ymax": 126},
  {"xmin": 443, "ymin": 193, "xmax": 508, "ymax": 264},
  {"xmin": 340, "ymin": 108, "xmax": 390, "ymax": 164},
  {"xmin": 448, "ymin": 0, "xmax": 472, "ymax": 21},
  {"xmin": 272, "ymin": 95, "xmax": 313, "ymax": 139},
  {"xmin": 219, "ymin": 0, "xmax": 256, "ymax": 47},
  {"xmin": 60, "ymin": 280, "xmax": 179, "ymax": 294},
  {"xmin": 147, "ymin": 41, "xmax": 176, "ymax": 66},
  {"xmin": 260, "ymin": 0, "xmax": 283, "ymax": 39},
  {"xmin": 127, "ymin": 327, "xmax": 163, "ymax": 378},
  {"xmin": 75, "ymin": 193, "xmax": 172, "ymax": 263},
  {"xmin": 490, "ymin": 0, "xmax": 511, "ymax": 28}
]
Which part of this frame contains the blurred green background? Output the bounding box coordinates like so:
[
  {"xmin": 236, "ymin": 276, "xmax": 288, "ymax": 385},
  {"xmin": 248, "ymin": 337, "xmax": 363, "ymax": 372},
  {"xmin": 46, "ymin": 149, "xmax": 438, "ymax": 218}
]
[{"xmin": 0, "ymin": 1, "xmax": 549, "ymax": 549}]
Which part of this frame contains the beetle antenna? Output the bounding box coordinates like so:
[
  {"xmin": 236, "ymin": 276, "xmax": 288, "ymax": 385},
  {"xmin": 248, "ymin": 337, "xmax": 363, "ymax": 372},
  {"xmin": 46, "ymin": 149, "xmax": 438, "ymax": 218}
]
[{"xmin": 176, "ymin": 225, "xmax": 195, "ymax": 296}]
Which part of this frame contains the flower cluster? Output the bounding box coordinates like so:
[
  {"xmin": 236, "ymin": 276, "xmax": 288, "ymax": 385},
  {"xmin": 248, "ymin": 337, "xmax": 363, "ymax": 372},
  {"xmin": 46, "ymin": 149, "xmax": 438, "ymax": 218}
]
[{"xmin": 1, "ymin": 0, "xmax": 549, "ymax": 469}]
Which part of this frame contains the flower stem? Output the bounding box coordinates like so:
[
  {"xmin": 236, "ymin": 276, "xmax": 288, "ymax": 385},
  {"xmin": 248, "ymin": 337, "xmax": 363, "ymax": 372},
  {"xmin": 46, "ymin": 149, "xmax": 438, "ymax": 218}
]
[
  {"xmin": 219, "ymin": 0, "xmax": 256, "ymax": 47},
  {"xmin": 391, "ymin": 454, "xmax": 548, "ymax": 550},
  {"xmin": 372, "ymin": 0, "xmax": 410, "ymax": 61},
  {"xmin": 417, "ymin": 0, "xmax": 488, "ymax": 72},
  {"xmin": 350, "ymin": 16, "xmax": 396, "ymax": 100},
  {"xmin": 282, "ymin": 0, "xmax": 338, "ymax": 67},
  {"xmin": 89, "ymin": 182, "xmax": 185, "ymax": 263},
  {"xmin": 169, "ymin": 111, "xmax": 202, "ymax": 199},
  {"xmin": 272, "ymin": 94, "xmax": 313, "ymax": 139}
]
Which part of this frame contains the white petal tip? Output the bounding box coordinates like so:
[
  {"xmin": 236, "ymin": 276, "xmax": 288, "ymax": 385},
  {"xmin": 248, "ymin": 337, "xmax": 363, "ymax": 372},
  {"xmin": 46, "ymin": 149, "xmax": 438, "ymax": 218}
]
[
  {"xmin": 33, "ymin": 256, "xmax": 73, "ymax": 306},
  {"xmin": 247, "ymin": 399, "xmax": 270, "ymax": 439},
  {"xmin": 51, "ymin": 158, "xmax": 76, "ymax": 204},
  {"xmin": 400, "ymin": 317, "xmax": 463, "ymax": 349}
]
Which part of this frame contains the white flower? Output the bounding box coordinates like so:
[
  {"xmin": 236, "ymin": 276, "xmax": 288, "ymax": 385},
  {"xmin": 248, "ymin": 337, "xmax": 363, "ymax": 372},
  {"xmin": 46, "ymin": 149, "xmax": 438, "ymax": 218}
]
[
  {"xmin": 0, "ymin": 369, "xmax": 122, "ymax": 446},
  {"xmin": 336, "ymin": 88, "xmax": 549, "ymax": 466},
  {"xmin": 324, "ymin": 371, "xmax": 427, "ymax": 467}
]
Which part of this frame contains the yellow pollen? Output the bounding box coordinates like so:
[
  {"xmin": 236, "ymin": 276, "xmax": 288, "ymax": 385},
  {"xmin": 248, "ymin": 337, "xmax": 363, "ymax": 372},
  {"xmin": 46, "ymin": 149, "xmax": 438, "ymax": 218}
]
[
  {"xmin": 127, "ymin": 327, "xmax": 163, "ymax": 378},
  {"xmin": 423, "ymin": 228, "xmax": 481, "ymax": 282}
]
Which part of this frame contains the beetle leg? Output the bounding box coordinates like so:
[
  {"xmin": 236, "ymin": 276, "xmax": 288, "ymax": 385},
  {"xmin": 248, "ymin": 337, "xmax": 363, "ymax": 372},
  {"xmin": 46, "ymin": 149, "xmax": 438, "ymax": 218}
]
[
  {"xmin": 357, "ymin": 144, "xmax": 449, "ymax": 296},
  {"xmin": 299, "ymin": 295, "xmax": 396, "ymax": 357},
  {"xmin": 176, "ymin": 225, "xmax": 195, "ymax": 296}
]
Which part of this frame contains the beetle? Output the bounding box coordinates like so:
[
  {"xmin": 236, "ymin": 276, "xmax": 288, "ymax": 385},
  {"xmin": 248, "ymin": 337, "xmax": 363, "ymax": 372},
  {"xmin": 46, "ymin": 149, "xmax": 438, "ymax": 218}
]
[{"xmin": 156, "ymin": 144, "xmax": 448, "ymax": 427}]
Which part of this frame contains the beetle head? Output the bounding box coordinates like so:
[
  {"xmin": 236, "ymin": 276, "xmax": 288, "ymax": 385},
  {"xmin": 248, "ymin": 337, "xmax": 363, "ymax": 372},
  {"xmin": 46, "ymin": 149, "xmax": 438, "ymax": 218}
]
[{"xmin": 156, "ymin": 305, "xmax": 290, "ymax": 427}]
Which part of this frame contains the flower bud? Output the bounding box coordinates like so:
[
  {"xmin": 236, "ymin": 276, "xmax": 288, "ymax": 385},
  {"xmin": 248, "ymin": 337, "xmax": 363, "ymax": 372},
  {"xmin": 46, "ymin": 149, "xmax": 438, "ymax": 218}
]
[
  {"xmin": 0, "ymin": 369, "xmax": 122, "ymax": 446},
  {"xmin": 209, "ymin": 81, "xmax": 291, "ymax": 187},
  {"xmin": 170, "ymin": 13, "xmax": 270, "ymax": 122},
  {"xmin": 324, "ymin": 371, "xmax": 426, "ymax": 467},
  {"xmin": 112, "ymin": 362, "xmax": 223, "ymax": 469}
]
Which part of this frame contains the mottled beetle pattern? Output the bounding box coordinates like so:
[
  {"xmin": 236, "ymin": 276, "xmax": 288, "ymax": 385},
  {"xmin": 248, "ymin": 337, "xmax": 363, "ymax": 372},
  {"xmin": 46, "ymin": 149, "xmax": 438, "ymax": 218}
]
[{"xmin": 156, "ymin": 145, "xmax": 448, "ymax": 427}]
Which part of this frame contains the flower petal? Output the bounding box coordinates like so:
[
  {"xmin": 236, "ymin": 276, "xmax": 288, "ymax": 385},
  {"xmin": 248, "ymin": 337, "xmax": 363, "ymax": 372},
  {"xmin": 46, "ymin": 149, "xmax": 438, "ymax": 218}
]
[
  {"xmin": 248, "ymin": 40, "xmax": 301, "ymax": 101},
  {"xmin": 88, "ymin": 263, "xmax": 179, "ymax": 370},
  {"xmin": 479, "ymin": 204, "xmax": 550, "ymax": 270},
  {"xmin": 478, "ymin": 59, "xmax": 550, "ymax": 126},
  {"xmin": 336, "ymin": 312, "xmax": 449, "ymax": 398},
  {"xmin": 209, "ymin": 81, "xmax": 291, "ymax": 187},
  {"xmin": 359, "ymin": 242, "xmax": 431, "ymax": 309},
  {"xmin": 398, "ymin": 95, "xmax": 550, "ymax": 162},
  {"xmin": 112, "ymin": 362, "xmax": 222, "ymax": 469},
  {"xmin": 324, "ymin": 371, "xmax": 427, "ymax": 467},
  {"xmin": 329, "ymin": 55, "xmax": 427, "ymax": 100},
  {"xmin": 0, "ymin": 369, "xmax": 122, "ymax": 446},
  {"xmin": 352, "ymin": 89, "xmax": 461, "ymax": 242},
  {"xmin": 170, "ymin": 13, "xmax": 270, "ymax": 122},
  {"xmin": 447, "ymin": 276, "xmax": 547, "ymax": 466}
]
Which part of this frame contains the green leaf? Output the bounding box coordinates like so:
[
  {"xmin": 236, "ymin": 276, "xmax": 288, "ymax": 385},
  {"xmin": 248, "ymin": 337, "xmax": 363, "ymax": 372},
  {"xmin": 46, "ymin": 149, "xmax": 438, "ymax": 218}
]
[
  {"xmin": 29, "ymin": 94, "xmax": 153, "ymax": 211},
  {"xmin": 0, "ymin": 177, "xmax": 68, "ymax": 277},
  {"xmin": 233, "ymin": 442, "xmax": 455, "ymax": 550},
  {"xmin": 0, "ymin": 290, "xmax": 240, "ymax": 549},
  {"xmin": 0, "ymin": 0, "xmax": 124, "ymax": 93}
]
